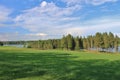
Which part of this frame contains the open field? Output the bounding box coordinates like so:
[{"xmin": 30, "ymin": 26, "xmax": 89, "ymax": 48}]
[{"xmin": 0, "ymin": 47, "xmax": 120, "ymax": 80}]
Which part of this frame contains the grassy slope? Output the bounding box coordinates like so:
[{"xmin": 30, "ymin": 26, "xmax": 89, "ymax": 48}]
[{"xmin": 0, "ymin": 47, "xmax": 120, "ymax": 80}]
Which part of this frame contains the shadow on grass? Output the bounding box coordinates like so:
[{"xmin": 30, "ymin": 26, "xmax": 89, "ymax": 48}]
[{"xmin": 0, "ymin": 50, "xmax": 120, "ymax": 80}]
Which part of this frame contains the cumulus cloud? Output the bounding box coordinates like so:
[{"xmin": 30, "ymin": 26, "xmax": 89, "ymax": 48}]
[
  {"xmin": 40, "ymin": 1, "xmax": 47, "ymax": 7},
  {"xmin": 12, "ymin": 0, "xmax": 120, "ymax": 40},
  {"xmin": 14, "ymin": 1, "xmax": 81, "ymax": 35},
  {"xmin": 1, "ymin": 16, "xmax": 120, "ymax": 41},
  {"xmin": 1, "ymin": 0, "xmax": 119, "ymax": 40}
]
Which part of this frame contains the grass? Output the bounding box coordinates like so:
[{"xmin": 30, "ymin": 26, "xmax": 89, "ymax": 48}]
[{"xmin": 0, "ymin": 47, "xmax": 120, "ymax": 80}]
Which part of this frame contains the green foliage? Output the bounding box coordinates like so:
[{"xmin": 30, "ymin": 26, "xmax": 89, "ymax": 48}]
[
  {"xmin": 74, "ymin": 36, "xmax": 80, "ymax": 50},
  {"xmin": 109, "ymin": 32, "xmax": 114, "ymax": 48},
  {"xmin": 61, "ymin": 35, "xmax": 68, "ymax": 50},
  {"xmin": 26, "ymin": 32, "xmax": 119, "ymax": 52},
  {"xmin": 27, "ymin": 45, "xmax": 32, "ymax": 48},
  {"xmin": 94, "ymin": 32, "xmax": 103, "ymax": 50},
  {"xmin": 0, "ymin": 41, "xmax": 3, "ymax": 46},
  {"xmin": 83, "ymin": 37, "xmax": 87, "ymax": 49},
  {"xmin": 103, "ymin": 32, "xmax": 109, "ymax": 49},
  {"xmin": 66, "ymin": 34, "xmax": 74, "ymax": 50},
  {"xmin": 114, "ymin": 35, "xmax": 119, "ymax": 52}
]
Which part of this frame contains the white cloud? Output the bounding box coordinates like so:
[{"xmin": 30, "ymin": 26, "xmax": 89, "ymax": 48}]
[
  {"xmin": 0, "ymin": 5, "xmax": 12, "ymax": 22},
  {"xmin": 40, "ymin": 1, "xmax": 47, "ymax": 7},
  {"xmin": 14, "ymin": 1, "xmax": 81, "ymax": 35},
  {"xmin": 0, "ymin": 32, "xmax": 48, "ymax": 41},
  {"xmin": 0, "ymin": 0, "xmax": 119, "ymax": 41},
  {"xmin": 13, "ymin": 0, "xmax": 120, "ymax": 40},
  {"xmin": 1, "ymin": 16, "xmax": 120, "ymax": 41},
  {"xmin": 61, "ymin": 0, "xmax": 83, "ymax": 6},
  {"xmin": 79, "ymin": 17, "xmax": 120, "ymax": 36},
  {"xmin": 61, "ymin": 0, "xmax": 118, "ymax": 6},
  {"xmin": 86, "ymin": 0, "xmax": 118, "ymax": 5},
  {"xmin": 28, "ymin": 33, "xmax": 47, "ymax": 36}
]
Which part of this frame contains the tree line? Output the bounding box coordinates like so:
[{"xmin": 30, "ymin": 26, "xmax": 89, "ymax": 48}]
[{"xmin": 27, "ymin": 32, "xmax": 120, "ymax": 52}]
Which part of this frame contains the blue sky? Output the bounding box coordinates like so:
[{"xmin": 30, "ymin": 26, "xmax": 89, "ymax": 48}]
[{"xmin": 0, "ymin": 0, "xmax": 120, "ymax": 41}]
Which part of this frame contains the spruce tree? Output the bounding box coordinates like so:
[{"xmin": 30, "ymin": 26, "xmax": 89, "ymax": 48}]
[
  {"xmin": 103, "ymin": 32, "xmax": 109, "ymax": 51},
  {"xmin": 66, "ymin": 34, "xmax": 74, "ymax": 50},
  {"xmin": 114, "ymin": 35, "xmax": 119, "ymax": 52},
  {"xmin": 83, "ymin": 37, "xmax": 87, "ymax": 49},
  {"xmin": 61, "ymin": 35, "xmax": 68, "ymax": 50},
  {"xmin": 109, "ymin": 32, "xmax": 114, "ymax": 48},
  {"xmin": 94, "ymin": 32, "xmax": 103, "ymax": 51},
  {"xmin": 75, "ymin": 36, "xmax": 80, "ymax": 50}
]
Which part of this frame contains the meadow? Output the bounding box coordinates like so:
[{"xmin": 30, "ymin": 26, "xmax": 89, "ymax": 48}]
[{"xmin": 0, "ymin": 47, "xmax": 120, "ymax": 80}]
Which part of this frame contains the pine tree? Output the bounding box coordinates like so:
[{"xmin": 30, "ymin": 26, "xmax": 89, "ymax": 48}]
[
  {"xmin": 83, "ymin": 37, "xmax": 87, "ymax": 49},
  {"xmin": 79, "ymin": 36, "xmax": 83, "ymax": 49},
  {"xmin": 61, "ymin": 35, "xmax": 68, "ymax": 50},
  {"xmin": 114, "ymin": 35, "xmax": 119, "ymax": 52},
  {"xmin": 75, "ymin": 36, "xmax": 80, "ymax": 50},
  {"xmin": 87, "ymin": 36, "xmax": 93, "ymax": 50},
  {"xmin": 94, "ymin": 32, "xmax": 103, "ymax": 51},
  {"xmin": 66, "ymin": 34, "xmax": 74, "ymax": 50},
  {"xmin": 103, "ymin": 32, "xmax": 109, "ymax": 51},
  {"xmin": 48, "ymin": 39, "xmax": 53, "ymax": 49},
  {"xmin": 109, "ymin": 32, "xmax": 114, "ymax": 48}
]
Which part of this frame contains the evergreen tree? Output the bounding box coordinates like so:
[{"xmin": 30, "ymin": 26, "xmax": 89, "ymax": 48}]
[
  {"xmin": 0, "ymin": 41, "xmax": 3, "ymax": 46},
  {"xmin": 61, "ymin": 35, "xmax": 68, "ymax": 50},
  {"xmin": 87, "ymin": 36, "xmax": 93, "ymax": 50},
  {"xmin": 48, "ymin": 39, "xmax": 53, "ymax": 49},
  {"xmin": 79, "ymin": 36, "xmax": 83, "ymax": 49},
  {"xmin": 114, "ymin": 35, "xmax": 119, "ymax": 52},
  {"xmin": 109, "ymin": 32, "xmax": 114, "ymax": 48},
  {"xmin": 66, "ymin": 34, "xmax": 74, "ymax": 50},
  {"xmin": 57, "ymin": 39, "xmax": 61, "ymax": 49},
  {"xmin": 103, "ymin": 32, "xmax": 109, "ymax": 50},
  {"xmin": 94, "ymin": 32, "xmax": 103, "ymax": 51},
  {"xmin": 26, "ymin": 32, "xmax": 118, "ymax": 52},
  {"xmin": 90, "ymin": 35, "xmax": 94, "ymax": 48},
  {"xmin": 83, "ymin": 37, "xmax": 87, "ymax": 49},
  {"xmin": 75, "ymin": 36, "xmax": 80, "ymax": 50}
]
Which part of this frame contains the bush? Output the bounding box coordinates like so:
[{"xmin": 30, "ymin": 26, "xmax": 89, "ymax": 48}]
[
  {"xmin": 0, "ymin": 42, "xmax": 3, "ymax": 46},
  {"xmin": 27, "ymin": 45, "xmax": 32, "ymax": 48}
]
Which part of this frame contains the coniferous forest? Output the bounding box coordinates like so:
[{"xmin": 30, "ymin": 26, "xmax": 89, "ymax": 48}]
[{"xmin": 27, "ymin": 32, "xmax": 120, "ymax": 52}]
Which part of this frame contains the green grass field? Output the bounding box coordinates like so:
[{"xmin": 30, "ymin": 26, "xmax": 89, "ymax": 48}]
[{"xmin": 0, "ymin": 47, "xmax": 120, "ymax": 80}]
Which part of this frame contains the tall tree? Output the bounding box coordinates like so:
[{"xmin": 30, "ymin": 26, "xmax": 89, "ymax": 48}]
[
  {"xmin": 87, "ymin": 36, "xmax": 94, "ymax": 50},
  {"xmin": 75, "ymin": 36, "xmax": 80, "ymax": 50},
  {"xmin": 61, "ymin": 35, "xmax": 68, "ymax": 50},
  {"xmin": 114, "ymin": 35, "xmax": 119, "ymax": 52},
  {"xmin": 66, "ymin": 34, "xmax": 74, "ymax": 50},
  {"xmin": 79, "ymin": 36, "xmax": 83, "ymax": 49},
  {"xmin": 47, "ymin": 39, "xmax": 53, "ymax": 49},
  {"xmin": 109, "ymin": 32, "xmax": 114, "ymax": 48},
  {"xmin": 94, "ymin": 32, "xmax": 103, "ymax": 51},
  {"xmin": 83, "ymin": 37, "xmax": 87, "ymax": 49},
  {"xmin": 103, "ymin": 32, "xmax": 109, "ymax": 51}
]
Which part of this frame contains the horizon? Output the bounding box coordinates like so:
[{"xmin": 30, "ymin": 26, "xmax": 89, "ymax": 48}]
[
  {"xmin": 0, "ymin": 32, "xmax": 119, "ymax": 41},
  {"xmin": 0, "ymin": 0, "xmax": 120, "ymax": 41}
]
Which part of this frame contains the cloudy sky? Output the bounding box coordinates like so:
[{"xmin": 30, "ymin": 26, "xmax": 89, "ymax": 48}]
[{"xmin": 0, "ymin": 0, "xmax": 120, "ymax": 41}]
